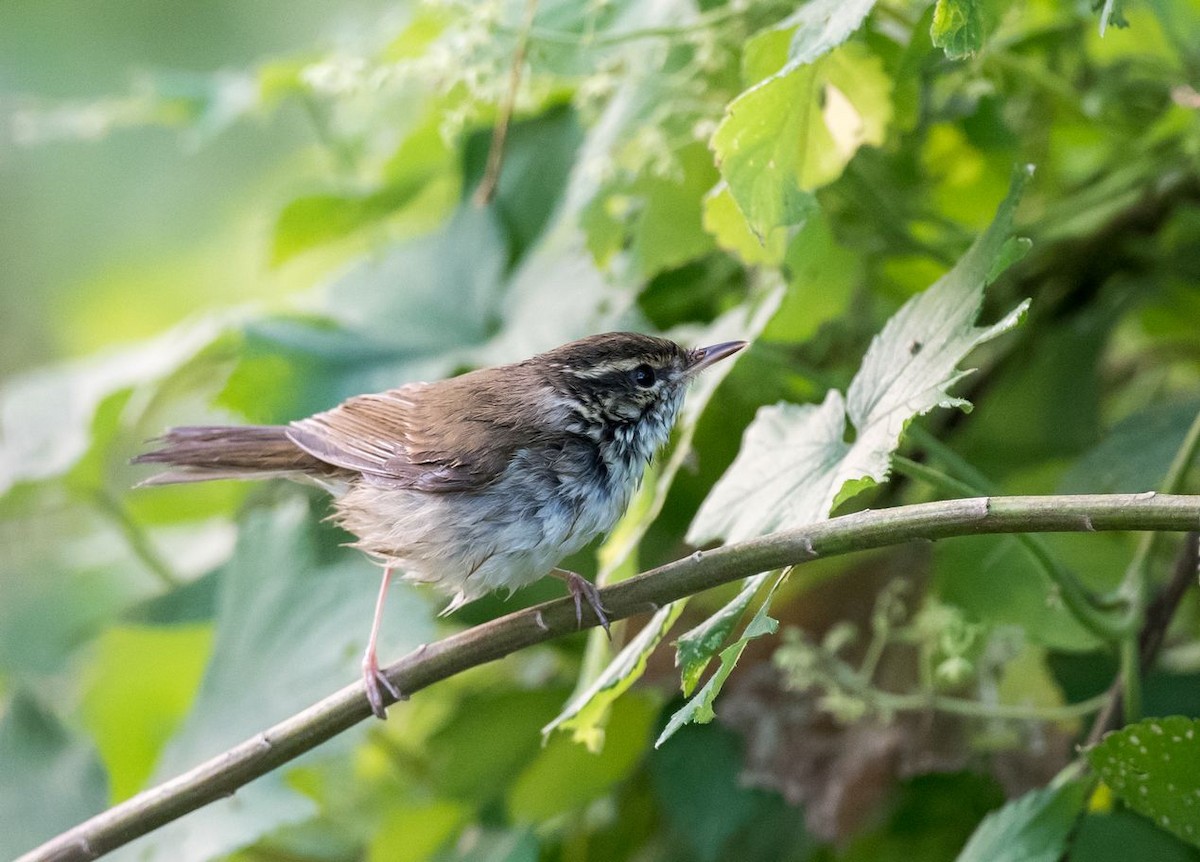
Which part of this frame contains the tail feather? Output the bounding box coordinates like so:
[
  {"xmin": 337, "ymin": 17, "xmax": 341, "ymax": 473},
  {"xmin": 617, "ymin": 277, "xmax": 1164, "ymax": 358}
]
[{"xmin": 133, "ymin": 425, "xmax": 341, "ymax": 486}]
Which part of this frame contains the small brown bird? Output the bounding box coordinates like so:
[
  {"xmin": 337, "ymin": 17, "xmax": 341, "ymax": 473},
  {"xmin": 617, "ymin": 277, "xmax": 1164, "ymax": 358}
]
[{"xmin": 135, "ymin": 332, "xmax": 745, "ymax": 718}]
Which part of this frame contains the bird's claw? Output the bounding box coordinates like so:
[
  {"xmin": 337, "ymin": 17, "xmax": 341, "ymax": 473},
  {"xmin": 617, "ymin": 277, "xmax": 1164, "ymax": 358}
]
[
  {"xmin": 363, "ymin": 653, "xmax": 404, "ymax": 720},
  {"xmin": 561, "ymin": 570, "xmax": 611, "ymax": 639}
]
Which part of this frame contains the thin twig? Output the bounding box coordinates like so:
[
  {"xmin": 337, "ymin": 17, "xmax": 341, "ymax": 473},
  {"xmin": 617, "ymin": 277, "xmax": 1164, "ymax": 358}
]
[
  {"xmin": 473, "ymin": 0, "xmax": 538, "ymax": 206},
  {"xmin": 1084, "ymin": 531, "xmax": 1200, "ymax": 748},
  {"xmin": 17, "ymin": 493, "xmax": 1200, "ymax": 862}
]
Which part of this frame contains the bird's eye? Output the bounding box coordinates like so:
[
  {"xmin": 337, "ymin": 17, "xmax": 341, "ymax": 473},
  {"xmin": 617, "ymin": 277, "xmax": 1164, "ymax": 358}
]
[{"xmin": 632, "ymin": 364, "xmax": 656, "ymax": 388}]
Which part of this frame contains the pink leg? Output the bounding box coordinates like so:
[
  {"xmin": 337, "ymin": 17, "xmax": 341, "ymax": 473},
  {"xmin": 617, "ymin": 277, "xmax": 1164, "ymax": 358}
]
[
  {"xmin": 363, "ymin": 567, "xmax": 403, "ymax": 720},
  {"xmin": 550, "ymin": 568, "xmax": 611, "ymax": 638}
]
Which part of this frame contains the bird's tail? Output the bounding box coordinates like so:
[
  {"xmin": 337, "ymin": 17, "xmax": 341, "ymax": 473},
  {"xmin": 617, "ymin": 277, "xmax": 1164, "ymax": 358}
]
[{"xmin": 132, "ymin": 425, "xmax": 335, "ymax": 486}]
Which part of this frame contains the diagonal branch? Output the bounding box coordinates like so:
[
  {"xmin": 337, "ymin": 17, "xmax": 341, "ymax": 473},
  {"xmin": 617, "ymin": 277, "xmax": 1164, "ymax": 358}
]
[{"xmin": 19, "ymin": 493, "xmax": 1200, "ymax": 862}]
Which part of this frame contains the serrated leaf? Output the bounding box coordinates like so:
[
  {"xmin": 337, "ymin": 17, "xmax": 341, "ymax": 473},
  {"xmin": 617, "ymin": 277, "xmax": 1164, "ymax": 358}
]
[
  {"xmin": 931, "ymin": 0, "xmax": 984, "ymax": 59},
  {"xmin": 750, "ymin": 0, "xmax": 880, "ymax": 73},
  {"xmin": 688, "ymin": 167, "xmax": 1033, "ymax": 546},
  {"xmin": 712, "ymin": 42, "xmax": 892, "ymax": 237},
  {"xmin": 955, "ymin": 777, "xmax": 1089, "ymax": 862},
  {"xmin": 675, "ymin": 572, "xmax": 773, "ymax": 697},
  {"xmin": 655, "ymin": 571, "xmax": 787, "ymax": 748},
  {"xmin": 540, "ymin": 604, "xmax": 684, "ymax": 752},
  {"xmin": 1089, "ymin": 716, "xmax": 1200, "ymax": 848}
]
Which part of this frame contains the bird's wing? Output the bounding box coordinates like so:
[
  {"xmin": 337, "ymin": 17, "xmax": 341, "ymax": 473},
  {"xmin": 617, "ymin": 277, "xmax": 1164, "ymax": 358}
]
[{"xmin": 285, "ymin": 378, "xmax": 523, "ymax": 492}]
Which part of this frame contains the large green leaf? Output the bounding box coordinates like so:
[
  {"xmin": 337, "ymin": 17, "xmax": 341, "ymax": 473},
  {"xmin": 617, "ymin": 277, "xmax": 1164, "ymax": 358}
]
[
  {"xmin": 80, "ymin": 624, "xmax": 213, "ymax": 802},
  {"xmin": 1089, "ymin": 716, "xmax": 1200, "ymax": 849},
  {"xmin": 115, "ymin": 499, "xmax": 435, "ymax": 861},
  {"xmin": 0, "ymin": 317, "xmax": 232, "ymax": 494},
  {"xmin": 955, "ymin": 777, "xmax": 1089, "ymax": 862},
  {"xmin": 931, "ymin": 0, "xmax": 984, "ymax": 59},
  {"xmin": 0, "ymin": 692, "xmax": 109, "ymax": 860},
  {"xmin": 711, "ymin": 0, "xmax": 889, "ymax": 239},
  {"xmin": 513, "ymin": 693, "xmax": 658, "ymax": 818},
  {"xmin": 688, "ymin": 168, "xmax": 1032, "ymax": 545},
  {"xmin": 713, "ymin": 41, "xmax": 892, "ymax": 238}
]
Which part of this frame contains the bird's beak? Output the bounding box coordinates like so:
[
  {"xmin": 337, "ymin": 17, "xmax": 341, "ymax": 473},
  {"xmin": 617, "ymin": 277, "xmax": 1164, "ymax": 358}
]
[{"xmin": 687, "ymin": 340, "xmax": 748, "ymax": 374}]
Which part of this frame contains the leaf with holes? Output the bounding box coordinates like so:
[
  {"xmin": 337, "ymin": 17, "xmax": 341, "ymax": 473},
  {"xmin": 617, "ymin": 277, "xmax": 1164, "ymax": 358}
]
[
  {"xmin": 1088, "ymin": 716, "xmax": 1200, "ymax": 848},
  {"xmin": 656, "ymin": 570, "xmax": 788, "ymax": 748}
]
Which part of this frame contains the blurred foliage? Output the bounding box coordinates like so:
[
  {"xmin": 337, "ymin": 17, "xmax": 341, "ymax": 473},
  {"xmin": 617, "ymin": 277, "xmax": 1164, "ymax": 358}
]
[{"xmin": 4, "ymin": 0, "xmax": 1200, "ymax": 859}]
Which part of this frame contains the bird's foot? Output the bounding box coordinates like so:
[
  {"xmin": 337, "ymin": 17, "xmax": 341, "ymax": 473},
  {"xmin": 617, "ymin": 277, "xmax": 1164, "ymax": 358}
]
[
  {"xmin": 555, "ymin": 569, "xmax": 611, "ymax": 639},
  {"xmin": 362, "ymin": 650, "xmax": 404, "ymax": 720}
]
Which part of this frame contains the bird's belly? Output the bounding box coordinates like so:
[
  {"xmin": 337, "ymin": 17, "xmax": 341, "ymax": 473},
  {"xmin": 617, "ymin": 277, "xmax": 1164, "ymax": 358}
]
[{"xmin": 332, "ymin": 461, "xmax": 634, "ymax": 606}]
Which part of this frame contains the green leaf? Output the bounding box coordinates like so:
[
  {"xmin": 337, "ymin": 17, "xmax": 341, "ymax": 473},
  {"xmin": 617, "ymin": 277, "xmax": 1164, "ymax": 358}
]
[
  {"xmin": 750, "ymin": 0, "xmax": 880, "ymax": 72},
  {"xmin": 1089, "ymin": 716, "xmax": 1200, "ymax": 848},
  {"xmin": 955, "ymin": 777, "xmax": 1089, "ymax": 862},
  {"xmin": 675, "ymin": 572, "xmax": 773, "ymax": 697},
  {"xmin": 702, "ymin": 182, "xmax": 787, "ymax": 266},
  {"xmin": 0, "ymin": 692, "xmax": 109, "ymax": 860},
  {"xmin": 126, "ymin": 499, "xmax": 436, "ymax": 861},
  {"xmin": 656, "ymin": 570, "xmax": 787, "ymax": 747},
  {"xmin": 649, "ymin": 721, "xmax": 775, "ymax": 862},
  {"xmin": 512, "ymin": 693, "xmax": 658, "ymax": 819},
  {"xmin": 713, "ymin": 42, "xmax": 892, "ymax": 237},
  {"xmin": 931, "ymin": 0, "xmax": 984, "ymax": 59},
  {"xmin": 541, "ymin": 604, "xmax": 683, "ymax": 752},
  {"xmin": 1060, "ymin": 400, "xmax": 1200, "ymax": 494},
  {"xmin": 0, "ymin": 317, "xmax": 232, "ymax": 494},
  {"xmin": 321, "ymin": 204, "xmax": 508, "ymax": 360},
  {"xmin": 688, "ymin": 167, "xmax": 1033, "ymax": 546},
  {"xmin": 367, "ymin": 800, "xmax": 468, "ymax": 862},
  {"xmin": 79, "ymin": 624, "xmax": 213, "ymax": 802}
]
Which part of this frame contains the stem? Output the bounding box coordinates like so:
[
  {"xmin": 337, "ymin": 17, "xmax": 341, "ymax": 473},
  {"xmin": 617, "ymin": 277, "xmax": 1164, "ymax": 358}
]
[
  {"xmin": 1108, "ymin": 408, "xmax": 1200, "ymax": 726},
  {"xmin": 473, "ymin": 0, "xmax": 538, "ymax": 206},
  {"xmin": 1119, "ymin": 636, "xmax": 1142, "ymax": 723},
  {"xmin": 893, "ymin": 456, "xmax": 1125, "ymax": 639},
  {"xmin": 90, "ymin": 489, "xmax": 181, "ymax": 589},
  {"xmin": 1085, "ymin": 531, "xmax": 1200, "ymax": 745},
  {"xmin": 18, "ymin": 493, "xmax": 1200, "ymax": 862}
]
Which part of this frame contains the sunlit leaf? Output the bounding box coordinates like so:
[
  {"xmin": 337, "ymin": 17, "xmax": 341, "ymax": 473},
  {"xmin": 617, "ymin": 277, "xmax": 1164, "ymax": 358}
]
[
  {"xmin": 931, "ymin": 0, "xmax": 984, "ymax": 59},
  {"xmin": 79, "ymin": 624, "xmax": 213, "ymax": 802},
  {"xmin": 367, "ymin": 800, "xmax": 468, "ymax": 862},
  {"xmin": 514, "ymin": 693, "xmax": 657, "ymax": 818},
  {"xmin": 674, "ymin": 572, "xmax": 772, "ymax": 698},
  {"xmin": 713, "ymin": 43, "xmax": 892, "ymax": 237},
  {"xmin": 689, "ymin": 167, "xmax": 1032, "ymax": 545}
]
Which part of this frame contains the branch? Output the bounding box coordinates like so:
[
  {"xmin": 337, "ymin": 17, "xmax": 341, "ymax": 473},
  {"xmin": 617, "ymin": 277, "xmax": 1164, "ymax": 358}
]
[{"xmin": 20, "ymin": 493, "xmax": 1200, "ymax": 862}]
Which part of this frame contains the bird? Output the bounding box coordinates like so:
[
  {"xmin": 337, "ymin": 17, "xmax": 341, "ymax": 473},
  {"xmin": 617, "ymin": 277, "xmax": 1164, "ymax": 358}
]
[{"xmin": 134, "ymin": 332, "xmax": 746, "ymax": 718}]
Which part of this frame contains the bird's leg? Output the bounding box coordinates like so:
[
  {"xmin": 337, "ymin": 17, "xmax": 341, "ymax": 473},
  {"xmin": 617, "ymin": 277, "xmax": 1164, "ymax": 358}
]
[
  {"xmin": 550, "ymin": 568, "xmax": 610, "ymax": 638},
  {"xmin": 363, "ymin": 566, "xmax": 404, "ymax": 720}
]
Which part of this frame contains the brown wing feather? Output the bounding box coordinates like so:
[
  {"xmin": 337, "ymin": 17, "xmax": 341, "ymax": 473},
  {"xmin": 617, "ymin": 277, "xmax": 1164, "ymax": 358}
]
[{"xmin": 286, "ymin": 369, "xmax": 537, "ymax": 492}]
